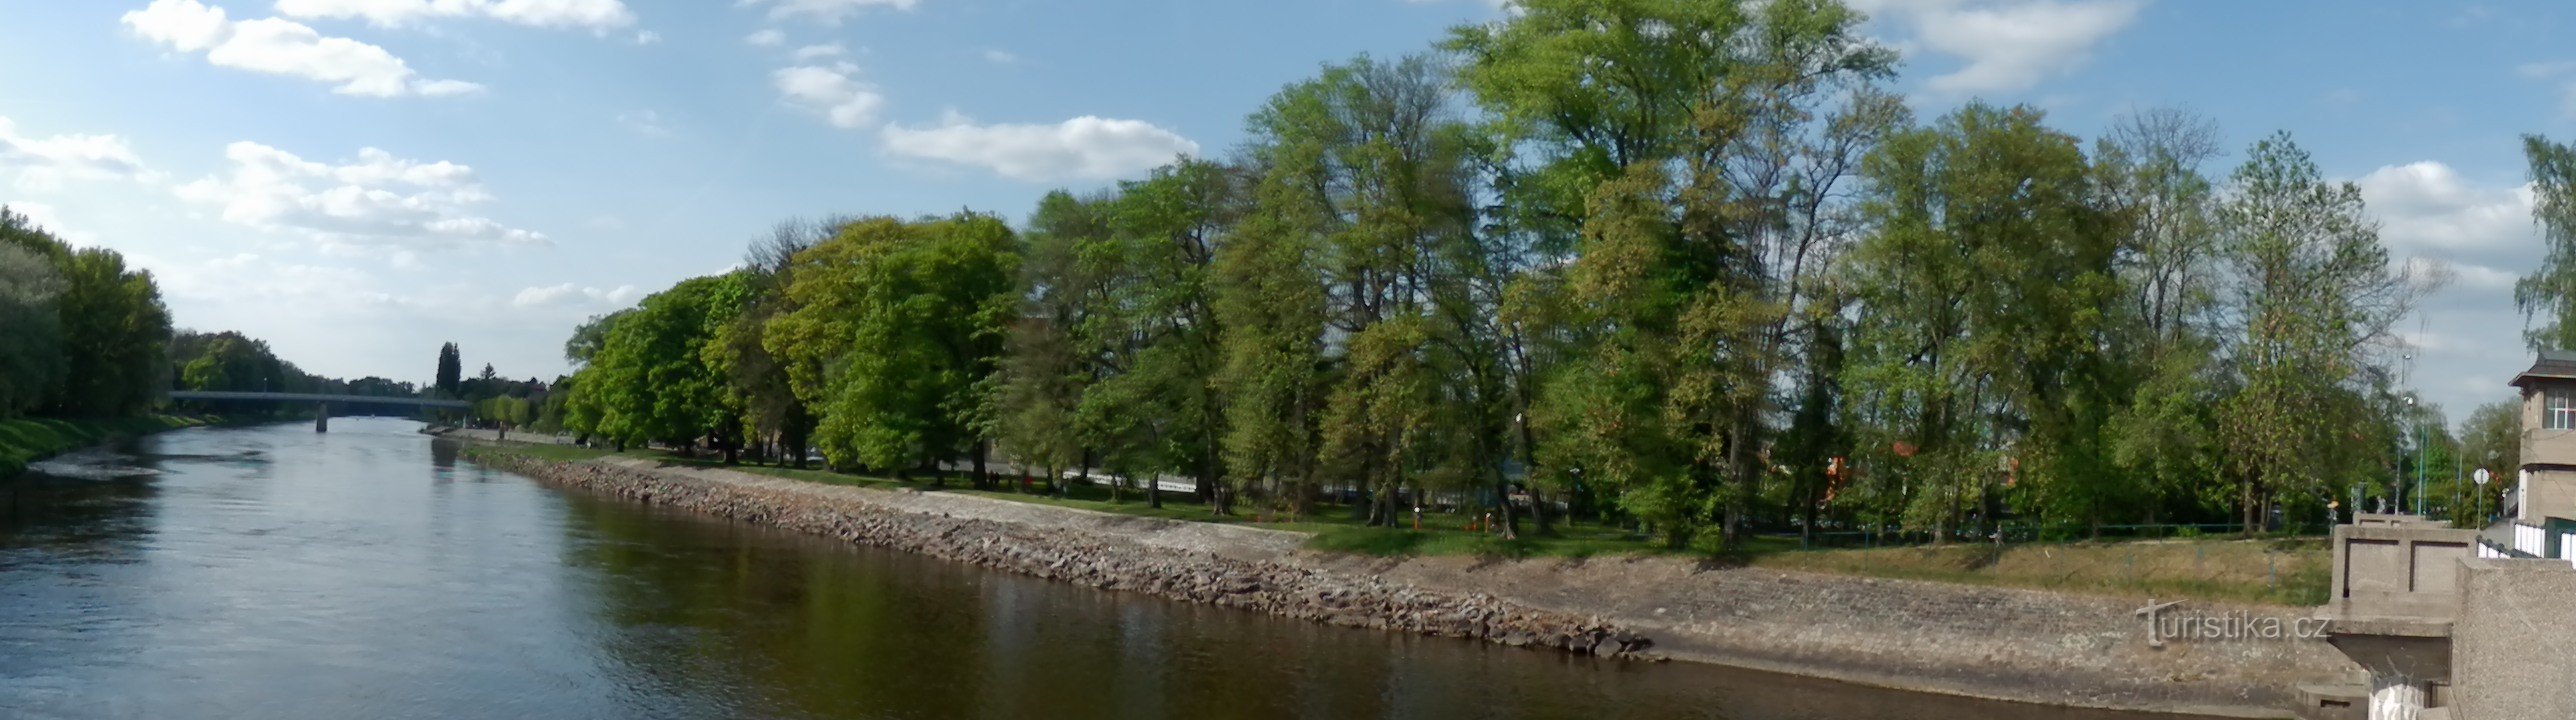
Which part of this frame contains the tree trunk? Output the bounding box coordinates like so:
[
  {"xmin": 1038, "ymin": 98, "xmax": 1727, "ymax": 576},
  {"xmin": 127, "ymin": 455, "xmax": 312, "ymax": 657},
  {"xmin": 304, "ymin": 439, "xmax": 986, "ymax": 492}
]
[{"xmin": 973, "ymin": 439, "xmax": 991, "ymax": 490}]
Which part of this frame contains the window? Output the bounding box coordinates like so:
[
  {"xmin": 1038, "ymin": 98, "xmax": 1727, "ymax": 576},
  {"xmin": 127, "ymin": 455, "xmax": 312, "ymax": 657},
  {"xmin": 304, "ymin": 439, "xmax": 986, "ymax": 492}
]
[{"xmin": 2552, "ymin": 389, "xmax": 2576, "ymax": 430}]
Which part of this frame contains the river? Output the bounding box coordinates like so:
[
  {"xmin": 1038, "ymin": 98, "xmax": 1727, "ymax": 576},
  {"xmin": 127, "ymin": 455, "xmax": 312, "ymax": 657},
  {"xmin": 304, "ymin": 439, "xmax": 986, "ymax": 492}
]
[{"xmin": 0, "ymin": 419, "xmax": 2210, "ymax": 719}]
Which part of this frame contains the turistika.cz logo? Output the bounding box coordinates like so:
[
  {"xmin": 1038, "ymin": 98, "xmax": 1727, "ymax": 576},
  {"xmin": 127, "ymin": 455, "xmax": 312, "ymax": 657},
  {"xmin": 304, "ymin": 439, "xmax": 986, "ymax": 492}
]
[{"xmin": 2132, "ymin": 599, "xmax": 2329, "ymax": 648}]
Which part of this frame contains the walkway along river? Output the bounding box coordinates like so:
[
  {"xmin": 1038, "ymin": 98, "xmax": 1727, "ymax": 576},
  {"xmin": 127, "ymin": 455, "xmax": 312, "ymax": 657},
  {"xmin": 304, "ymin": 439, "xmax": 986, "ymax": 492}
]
[{"xmin": 0, "ymin": 419, "xmax": 2244, "ymax": 719}]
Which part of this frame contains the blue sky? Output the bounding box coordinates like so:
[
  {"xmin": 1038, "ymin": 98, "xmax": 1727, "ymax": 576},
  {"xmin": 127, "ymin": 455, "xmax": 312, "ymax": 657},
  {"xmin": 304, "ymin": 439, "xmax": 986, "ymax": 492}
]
[{"xmin": 0, "ymin": 0, "xmax": 2567, "ymax": 426}]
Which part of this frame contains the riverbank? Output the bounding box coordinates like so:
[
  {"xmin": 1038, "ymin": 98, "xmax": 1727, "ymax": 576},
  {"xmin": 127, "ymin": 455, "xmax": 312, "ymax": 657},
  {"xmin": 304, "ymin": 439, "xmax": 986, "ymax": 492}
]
[
  {"xmin": 451, "ymin": 437, "xmax": 2345, "ymax": 717},
  {"xmin": 0, "ymin": 415, "xmax": 213, "ymax": 478}
]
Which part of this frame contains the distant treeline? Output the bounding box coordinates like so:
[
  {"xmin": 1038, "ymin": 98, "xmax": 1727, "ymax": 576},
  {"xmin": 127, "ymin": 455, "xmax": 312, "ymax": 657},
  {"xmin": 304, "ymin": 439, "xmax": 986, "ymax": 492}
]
[
  {"xmin": 1, "ymin": 208, "xmax": 436, "ymax": 424},
  {"xmin": 551, "ymin": 0, "xmax": 2574, "ymax": 547}
]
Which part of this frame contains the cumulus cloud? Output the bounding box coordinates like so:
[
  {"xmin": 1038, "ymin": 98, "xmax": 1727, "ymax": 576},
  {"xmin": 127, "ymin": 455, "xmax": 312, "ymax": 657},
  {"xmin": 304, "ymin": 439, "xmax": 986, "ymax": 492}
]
[
  {"xmin": 2350, "ymin": 160, "xmax": 2545, "ymax": 422},
  {"xmin": 512, "ymin": 282, "xmax": 641, "ymax": 308},
  {"xmin": 980, "ymin": 48, "xmax": 1018, "ymax": 65},
  {"xmin": 272, "ymin": 0, "xmax": 637, "ymax": 30},
  {"xmin": 123, "ymin": 0, "xmax": 481, "ymax": 98},
  {"xmin": 2357, "ymin": 161, "xmax": 2538, "ymax": 266},
  {"xmin": 774, "ymin": 62, "xmax": 885, "ymax": 130},
  {"xmin": 792, "ymin": 43, "xmax": 845, "ymax": 61},
  {"xmin": 1852, "ymin": 0, "xmax": 2146, "ymax": 95},
  {"xmin": 880, "ymin": 113, "xmax": 1199, "ymax": 182},
  {"xmin": 744, "ymin": 28, "xmax": 786, "ymax": 46},
  {"xmin": 0, "ymin": 117, "xmax": 151, "ymax": 189},
  {"xmin": 737, "ymin": 0, "xmax": 916, "ymax": 26},
  {"xmin": 175, "ymin": 141, "xmax": 544, "ymax": 248}
]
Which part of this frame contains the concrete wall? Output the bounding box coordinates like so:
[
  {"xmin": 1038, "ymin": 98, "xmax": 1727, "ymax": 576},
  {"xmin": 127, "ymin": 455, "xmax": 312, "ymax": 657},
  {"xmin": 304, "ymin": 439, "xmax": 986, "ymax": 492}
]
[
  {"xmin": 2330, "ymin": 522, "xmax": 2473, "ymax": 618},
  {"xmin": 2450, "ymin": 558, "xmax": 2576, "ymax": 719},
  {"xmin": 2527, "ymin": 468, "xmax": 2576, "ymax": 524}
]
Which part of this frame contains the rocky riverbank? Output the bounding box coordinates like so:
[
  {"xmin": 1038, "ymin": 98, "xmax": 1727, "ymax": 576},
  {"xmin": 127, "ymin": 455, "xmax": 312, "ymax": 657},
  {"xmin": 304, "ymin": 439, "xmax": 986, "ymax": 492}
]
[
  {"xmin": 465, "ymin": 449, "xmax": 1653, "ymax": 658},
  {"xmin": 457, "ymin": 440, "xmax": 2348, "ymax": 717}
]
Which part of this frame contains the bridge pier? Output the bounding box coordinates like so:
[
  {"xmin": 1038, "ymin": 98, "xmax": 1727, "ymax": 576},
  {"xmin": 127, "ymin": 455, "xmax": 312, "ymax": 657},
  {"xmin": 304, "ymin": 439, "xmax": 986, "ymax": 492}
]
[{"xmin": 315, "ymin": 402, "xmax": 329, "ymax": 433}]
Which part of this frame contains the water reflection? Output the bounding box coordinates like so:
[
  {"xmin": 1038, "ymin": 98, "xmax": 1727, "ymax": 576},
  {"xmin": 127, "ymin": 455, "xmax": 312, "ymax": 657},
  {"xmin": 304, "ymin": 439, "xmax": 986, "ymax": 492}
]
[{"xmin": 0, "ymin": 419, "xmax": 2218, "ymax": 720}]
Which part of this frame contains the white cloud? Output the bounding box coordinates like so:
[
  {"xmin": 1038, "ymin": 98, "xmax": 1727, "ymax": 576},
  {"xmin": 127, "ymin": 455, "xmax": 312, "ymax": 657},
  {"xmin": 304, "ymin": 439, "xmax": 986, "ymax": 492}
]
[
  {"xmin": 1, "ymin": 201, "xmax": 100, "ymax": 247},
  {"xmin": 2350, "ymin": 160, "xmax": 2545, "ymax": 424},
  {"xmin": 634, "ymin": 30, "xmax": 661, "ymax": 44},
  {"xmin": 1852, "ymin": 0, "xmax": 2146, "ymax": 95},
  {"xmin": 736, "ymin": 0, "xmax": 916, "ymax": 26},
  {"xmin": 792, "ymin": 43, "xmax": 845, "ymax": 61},
  {"xmin": 512, "ymin": 282, "xmax": 641, "ymax": 308},
  {"xmin": 175, "ymin": 141, "xmax": 544, "ymax": 248},
  {"xmin": 880, "ymin": 113, "xmax": 1199, "ymax": 182},
  {"xmin": 981, "ymin": 48, "xmax": 1018, "ymax": 65},
  {"xmin": 273, "ymin": 0, "xmax": 637, "ymax": 29},
  {"xmin": 744, "ymin": 28, "xmax": 786, "ymax": 46},
  {"xmin": 123, "ymin": 0, "xmax": 481, "ymax": 98},
  {"xmin": 0, "ymin": 117, "xmax": 150, "ymax": 189},
  {"xmin": 616, "ymin": 110, "xmax": 671, "ymax": 137},
  {"xmin": 2357, "ymin": 161, "xmax": 2537, "ymax": 261},
  {"xmin": 774, "ymin": 62, "xmax": 885, "ymax": 130}
]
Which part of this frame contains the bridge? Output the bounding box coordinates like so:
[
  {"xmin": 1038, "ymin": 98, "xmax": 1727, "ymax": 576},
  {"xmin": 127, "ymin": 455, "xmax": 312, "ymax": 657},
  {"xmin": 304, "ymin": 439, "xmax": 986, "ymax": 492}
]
[{"xmin": 166, "ymin": 391, "xmax": 471, "ymax": 432}]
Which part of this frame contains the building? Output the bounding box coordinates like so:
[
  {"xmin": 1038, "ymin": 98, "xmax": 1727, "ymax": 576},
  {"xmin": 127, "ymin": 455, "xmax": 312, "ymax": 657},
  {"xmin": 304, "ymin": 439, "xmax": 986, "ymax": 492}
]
[{"xmin": 2508, "ymin": 349, "xmax": 2576, "ymax": 541}]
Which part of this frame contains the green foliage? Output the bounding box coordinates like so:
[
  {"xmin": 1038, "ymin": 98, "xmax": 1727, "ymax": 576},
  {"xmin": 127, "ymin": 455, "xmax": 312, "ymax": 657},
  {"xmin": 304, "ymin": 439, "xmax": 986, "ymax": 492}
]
[
  {"xmin": 770, "ymin": 214, "xmax": 1018, "ymax": 473},
  {"xmin": 435, "ymin": 342, "xmax": 462, "ymax": 397},
  {"xmin": 582, "ymin": 273, "xmax": 753, "ymax": 449},
  {"xmin": 2519, "ymin": 134, "xmax": 2576, "ymax": 350},
  {"xmin": 2216, "ymin": 133, "xmax": 2428, "ymax": 529},
  {"xmin": 0, "ymin": 240, "xmax": 65, "ymax": 417}
]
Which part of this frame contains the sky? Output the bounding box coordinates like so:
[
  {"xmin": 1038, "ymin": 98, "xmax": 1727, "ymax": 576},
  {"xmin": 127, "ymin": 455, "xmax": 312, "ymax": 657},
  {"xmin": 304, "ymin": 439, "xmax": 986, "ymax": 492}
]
[{"xmin": 0, "ymin": 0, "xmax": 2568, "ymax": 428}]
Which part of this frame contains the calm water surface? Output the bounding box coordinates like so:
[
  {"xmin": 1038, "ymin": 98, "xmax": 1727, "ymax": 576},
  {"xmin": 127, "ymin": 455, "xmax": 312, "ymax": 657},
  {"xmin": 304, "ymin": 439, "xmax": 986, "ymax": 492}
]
[{"xmin": 0, "ymin": 419, "xmax": 2198, "ymax": 719}]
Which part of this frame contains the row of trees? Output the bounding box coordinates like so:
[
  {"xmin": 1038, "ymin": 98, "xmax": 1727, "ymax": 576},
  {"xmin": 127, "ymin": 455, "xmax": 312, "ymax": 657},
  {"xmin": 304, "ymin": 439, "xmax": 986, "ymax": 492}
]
[
  {"xmin": 0, "ymin": 208, "xmax": 173, "ymax": 419},
  {"xmin": 557, "ymin": 0, "xmax": 2515, "ymax": 546}
]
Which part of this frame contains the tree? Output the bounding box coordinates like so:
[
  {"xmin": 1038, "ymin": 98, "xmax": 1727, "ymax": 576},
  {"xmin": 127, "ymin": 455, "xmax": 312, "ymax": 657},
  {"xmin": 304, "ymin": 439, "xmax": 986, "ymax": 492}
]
[
  {"xmin": 0, "ymin": 240, "xmax": 64, "ymax": 417},
  {"xmin": 2097, "ymin": 109, "xmax": 2226, "ymax": 527},
  {"xmin": 1450, "ymin": 0, "xmax": 1899, "ymax": 546},
  {"xmin": 2216, "ymin": 132, "xmax": 2433, "ymax": 534},
  {"xmin": 2519, "ymin": 134, "xmax": 2576, "ymax": 350},
  {"xmin": 2459, "ymin": 399, "xmax": 2522, "ymax": 522},
  {"xmin": 1843, "ymin": 103, "xmax": 2124, "ymax": 539},
  {"xmin": 46, "ymin": 247, "xmax": 171, "ymax": 416},
  {"xmin": 769, "ymin": 214, "xmax": 1019, "ymax": 482},
  {"xmin": 583, "ymin": 273, "xmax": 753, "ymax": 457},
  {"xmin": 436, "ymin": 342, "xmax": 463, "ymax": 397},
  {"xmin": 992, "ymin": 191, "xmax": 1120, "ymax": 496}
]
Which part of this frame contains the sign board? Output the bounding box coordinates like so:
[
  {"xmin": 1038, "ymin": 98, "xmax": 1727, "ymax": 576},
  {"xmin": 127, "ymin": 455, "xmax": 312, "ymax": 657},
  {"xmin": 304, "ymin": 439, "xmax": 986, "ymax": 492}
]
[{"xmin": 2476, "ymin": 468, "xmax": 2493, "ymax": 486}]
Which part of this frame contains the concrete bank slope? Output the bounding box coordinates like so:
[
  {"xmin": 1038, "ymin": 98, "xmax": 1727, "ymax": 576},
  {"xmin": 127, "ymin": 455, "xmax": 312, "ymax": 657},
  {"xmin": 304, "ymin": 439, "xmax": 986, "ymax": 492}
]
[{"xmin": 460, "ymin": 444, "xmax": 2343, "ymax": 716}]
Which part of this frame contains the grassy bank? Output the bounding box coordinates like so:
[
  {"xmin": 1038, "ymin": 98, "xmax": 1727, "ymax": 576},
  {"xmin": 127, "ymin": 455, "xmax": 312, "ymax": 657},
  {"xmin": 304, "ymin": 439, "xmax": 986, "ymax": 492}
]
[
  {"xmin": 458, "ymin": 440, "xmax": 2329, "ymax": 606},
  {"xmin": 0, "ymin": 415, "xmax": 213, "ymax": 477}
]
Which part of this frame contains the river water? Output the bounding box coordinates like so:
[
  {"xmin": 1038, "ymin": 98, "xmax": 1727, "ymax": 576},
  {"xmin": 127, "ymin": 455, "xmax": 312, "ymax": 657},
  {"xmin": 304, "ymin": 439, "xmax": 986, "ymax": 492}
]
[{"xmin": 0, "ymin": 419, "xmax": 2202, "ymax": 719}]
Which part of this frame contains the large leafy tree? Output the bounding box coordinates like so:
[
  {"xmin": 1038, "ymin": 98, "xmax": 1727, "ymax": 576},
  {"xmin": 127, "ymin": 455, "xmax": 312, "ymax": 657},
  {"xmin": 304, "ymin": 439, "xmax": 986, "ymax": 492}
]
[
  {"xmin": 2519, "ymin": 135, "xmax": 2576, "ymax": 349},
  {"xmin": 1843, "ymin": 103, "xmax": 2124, "ymax": 539},
  {"xmin": 2216, "ymin": 133, "xmax": 2430, "ymax": 533},
  {"xmin": 47, "ymin": 247, "xmax": 171, "ymax": 416},
  {"xmin": 584, "ymin": 274, "xmax": 753, "ymax": 456},
  {"xmin": 770, "ymin": 214, "xmax": 1019, "ymax": 481},
  {"xmin": 991, "ymin": 190, "xmax": 1119, "ymax": 494},
  {"xmin": 1452, "ymin": 0, "xmax": 1898, "ymax": 546},
  {"xmin": 2097, "ymin": 109, "xmax": 2227, "ymax": 525},
  {"xmin": 0, "ymin": 239, "xmax": 64, "ymax": 417}
]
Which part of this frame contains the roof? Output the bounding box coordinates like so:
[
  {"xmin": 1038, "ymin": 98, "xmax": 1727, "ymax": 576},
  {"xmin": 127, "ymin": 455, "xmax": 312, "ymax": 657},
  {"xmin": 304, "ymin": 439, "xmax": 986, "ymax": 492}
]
[{"xmin": 2511, "ymin": 350, "xmax": 2576, "ymax": 388}]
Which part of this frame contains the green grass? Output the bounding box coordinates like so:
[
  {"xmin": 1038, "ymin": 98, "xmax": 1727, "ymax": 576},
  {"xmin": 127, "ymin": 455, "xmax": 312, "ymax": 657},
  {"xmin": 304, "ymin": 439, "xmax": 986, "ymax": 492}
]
[
  {"xmin": 0, "ymin": 414, "xmax": 213, "ymax": 478},
  {"xmin": 1741, "ymin": 537, "xmax": 2331, "ymax": 606},
  {"xmin": 462, "ymin": 442, "xmax": 2330, "ymax": 606}
]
